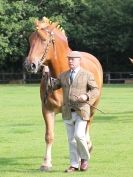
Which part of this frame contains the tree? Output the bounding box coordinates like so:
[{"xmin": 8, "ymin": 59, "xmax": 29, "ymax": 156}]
[
  {"xmin": 0, "ymin": 0, "xmax": 133, "ymax": 72},
  {"xmin": 0, "ymin": 0, "xmax": 38, "ymax": 71}
]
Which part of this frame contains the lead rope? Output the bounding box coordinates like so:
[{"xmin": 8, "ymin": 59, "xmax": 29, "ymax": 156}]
[
  {"xmin": 72, "ymin": 94, "xmax": 106, "ymax": 114},
  {"xmin": 40, "ymin": 31, "xmax": 55, "ymax": 104},
  {"xmin": 42, "ymin": 69, "xmax": 50, "ymax": 104},
  {"xmin": 42, "ymin": 66, "xmax": 54, "ymax": 104},
  {"xmin": 40, "ymin": 31, "xmax": 55, "ymax": 66}
]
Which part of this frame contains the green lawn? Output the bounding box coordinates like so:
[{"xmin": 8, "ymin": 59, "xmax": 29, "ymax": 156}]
[{"xmin": 0, "ymin": 84, "xmax": 133, "ymax": 177}]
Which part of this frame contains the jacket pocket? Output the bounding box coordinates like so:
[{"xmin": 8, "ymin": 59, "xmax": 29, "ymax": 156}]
[
  {"xmin": 61, "ymin": 105, "xmax": 71, "ymax": 120},
  {"xmin": 79, "ymin": 105, "xmax": 90, "ymax": 120}
]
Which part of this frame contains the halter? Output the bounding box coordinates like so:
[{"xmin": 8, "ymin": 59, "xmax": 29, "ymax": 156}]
[
  {"xmin": 37, "ymin": 29, "xmax": 55, "ymax": 103},
  {"xmin": 38, "ymin": 29, "xmax": 55, "ymax": 66}
]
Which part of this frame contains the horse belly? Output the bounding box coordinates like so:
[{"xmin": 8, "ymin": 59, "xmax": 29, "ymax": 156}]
[{"xmin": 40, "ymin": 81, "xmax": 63, "ymax": 113}]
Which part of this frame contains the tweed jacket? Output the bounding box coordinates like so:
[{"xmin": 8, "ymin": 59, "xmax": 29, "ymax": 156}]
[{"xmin": 51, "ymin": 67, "xmax": 99, "ymax": 120}]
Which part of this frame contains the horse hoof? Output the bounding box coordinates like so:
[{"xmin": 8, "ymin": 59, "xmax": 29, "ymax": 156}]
[{"xmin": 40, "ymin": 165, "xmax": 52, "ymax": 172}]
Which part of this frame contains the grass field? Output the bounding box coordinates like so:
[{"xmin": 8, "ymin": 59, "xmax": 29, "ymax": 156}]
[{"xmin": 0, "ymin": 84, "xmax": 133, "ymax": 177}]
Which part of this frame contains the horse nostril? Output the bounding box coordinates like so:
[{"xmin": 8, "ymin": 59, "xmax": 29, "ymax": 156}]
[{"xmin": 31, "ymin": 63, "xmax": 36, "ymax": 70}]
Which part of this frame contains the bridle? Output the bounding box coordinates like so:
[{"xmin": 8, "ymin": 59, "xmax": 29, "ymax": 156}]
[
  {"xmin": 38, "ymin": 29, "xmax": 55, "ymax": 66},
  {"xmin": 37, "ymin": 28, "xmax": 55, "ymax": 103}
]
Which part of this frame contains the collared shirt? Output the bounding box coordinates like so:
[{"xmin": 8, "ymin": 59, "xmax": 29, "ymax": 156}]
[{"xmin": 70, "ymin": 66, "xmax": 80, "ymax": 80}]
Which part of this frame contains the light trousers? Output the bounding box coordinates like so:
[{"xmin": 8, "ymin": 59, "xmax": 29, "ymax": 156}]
[{"xmin": 64, "ymin": 112, "xmax": 90, "ymax": 168}]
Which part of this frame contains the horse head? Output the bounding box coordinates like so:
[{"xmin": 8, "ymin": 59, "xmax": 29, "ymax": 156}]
[{"xmin": 24, "ymin": 17, "xmax": 69, "ymax": 74}]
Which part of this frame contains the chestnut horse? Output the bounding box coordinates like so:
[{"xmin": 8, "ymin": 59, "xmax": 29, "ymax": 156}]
[{"xmin": 25, "ymin": 17, "xmax": 103, "ymax": 171}]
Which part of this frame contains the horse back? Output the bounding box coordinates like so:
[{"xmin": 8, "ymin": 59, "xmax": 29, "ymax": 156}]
[
  {"xmin": 80, "ymin": 52, "xmax": 103, "ymax": 89},
  {"xmin": 80, "ymin": 52, "xmax": 103, "ymax": 116}
]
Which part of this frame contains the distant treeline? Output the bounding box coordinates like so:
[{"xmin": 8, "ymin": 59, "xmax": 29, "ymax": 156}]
[{"xmin": 0, "ymin": 0, "xmax": 133, "ymax": 72}]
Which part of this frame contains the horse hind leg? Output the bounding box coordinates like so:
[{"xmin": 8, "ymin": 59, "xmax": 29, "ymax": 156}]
[
  {"xmin": 40, "ymin": 109, "xmax": 55, "ymax": 171},
  {"xmin": 86, "ymin": 117, "xmax": 93, "ymax": 155}
]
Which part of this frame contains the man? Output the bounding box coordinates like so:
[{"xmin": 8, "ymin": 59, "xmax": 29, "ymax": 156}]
[{"xmin": 46, "ymin": 51, "xmax": 99, "ymax": 172}]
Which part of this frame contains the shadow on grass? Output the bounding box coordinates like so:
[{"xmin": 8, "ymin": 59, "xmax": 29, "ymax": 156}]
[
  {"xmin": 95, "ymin": 115, "xmax": 117, "ymax": 121},
  {"xmin": 0, "ymin": 168, "xmax": 62, "ymax": 174},
  {"xmin": 94, "ymin": 111, "xmax": 133, "ymax": 122},
  {"xmin": 0, "ymin": 123, "xmax": 35, "ymax": 128},
  {"xmin": 0, "ymin": 156, "xmax": 41, "ymax": 166},
  {"xmin": 0, "ymin": 157, "xmax": 64, "ymax": 173},
  {"xmin": 110, "ymin": 111, "xmax": 133, "ymax": 114}
]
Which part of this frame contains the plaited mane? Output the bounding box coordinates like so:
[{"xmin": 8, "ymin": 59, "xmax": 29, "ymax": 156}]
[{"xmin": 35, "ymin": 16, "xmax": 66, "ymax": 35}]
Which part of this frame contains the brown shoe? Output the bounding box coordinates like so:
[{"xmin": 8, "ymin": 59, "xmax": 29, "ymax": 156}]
[
  {"xmin": 80, "ymin": 159, "xmax": 88, "ymax": 171},
  {"xmin": 64, "ymin": 166, "xmax": 79, "ymax": 173}
]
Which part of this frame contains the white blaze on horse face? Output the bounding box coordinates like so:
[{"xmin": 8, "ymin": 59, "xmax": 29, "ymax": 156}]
[{"xmin": 26, "ymin": 33, "xmax": 48, "ymax": 73}]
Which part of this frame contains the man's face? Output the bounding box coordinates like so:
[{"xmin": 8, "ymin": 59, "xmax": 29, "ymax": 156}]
[{"xmin": 68, "ymin": 57, "xmax": 81, "ymax": 70}]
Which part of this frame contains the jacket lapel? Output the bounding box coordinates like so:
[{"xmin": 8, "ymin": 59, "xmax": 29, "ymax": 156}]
[
  {"xmin": 64, "ymin": 68, "xmax": 84, "ymax": 85},
  {"xmin": 65, "ymin": 70, "xmax": 71, "ymax": 85},
  {"xmin": 73, "ymin": 68, "xmax": 83, "ymax": 82}
]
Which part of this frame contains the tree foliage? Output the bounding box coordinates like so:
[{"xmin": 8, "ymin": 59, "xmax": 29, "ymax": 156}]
[
  {"xmin": 0, "ymin": 0, "xmax": 133, "ymax": 72},
  {"xmin": 0, "ymin": 0, "xmax": 38, "ymax": 71}
]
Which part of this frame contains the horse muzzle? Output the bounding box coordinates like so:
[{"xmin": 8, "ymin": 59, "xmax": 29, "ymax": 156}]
[{"xmin": 24, "ymin": 58, "xmax": 41, "ymax": 73}]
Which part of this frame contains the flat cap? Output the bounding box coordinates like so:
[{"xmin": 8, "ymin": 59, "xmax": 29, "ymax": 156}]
[{"xmin": 67, "ymin": 51, "xmax": 81, "ymax": 58}]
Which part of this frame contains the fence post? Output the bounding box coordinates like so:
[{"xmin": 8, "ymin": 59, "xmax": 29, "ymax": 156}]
[
  {"xmin": 107, "ymin": 72, "xmax": 111, "ymax": 84},
  {"xmin": 22, "ymin": 72, "xmax": 26, "ymax": 84}
]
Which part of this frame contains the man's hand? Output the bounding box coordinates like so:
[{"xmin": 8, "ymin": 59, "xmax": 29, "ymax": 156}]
[
  {"xmin": 77, "ymin": 94, "xmax": 88, "ymax": 102},
  {"xmin": 43, "ymin": 65, "xmax": 49, "ymax": 73}
]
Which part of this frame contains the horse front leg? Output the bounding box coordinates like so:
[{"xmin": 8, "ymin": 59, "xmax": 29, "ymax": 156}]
[{"xmin": 40, "ymin": 107, "xmax": 55, "ymax": 171}]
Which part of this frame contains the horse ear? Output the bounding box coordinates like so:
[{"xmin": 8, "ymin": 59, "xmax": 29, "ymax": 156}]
[
  {"xmin": 35, "ymin": 17, "xmax": 50, "ymax": 30},
  {"xmin": 35, "ymin": 19, "xmax": 45, "ymax": 30},
  {"xmin": 37, "ymin": 30, "xmax": 46, "ymax": 41},
  {"xmin": 35, "ymin": 19, "xmax": 40, "ymax": 30}
]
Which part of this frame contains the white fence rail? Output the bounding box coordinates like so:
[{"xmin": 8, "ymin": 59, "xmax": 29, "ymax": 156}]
[{"xmin": 0, "ymin": 72, "xmax": 133, "ymax": 84}]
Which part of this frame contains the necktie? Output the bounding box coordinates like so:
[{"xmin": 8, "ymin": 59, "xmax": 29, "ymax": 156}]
[{"xmin": 70, "ymin": 70, "xmax": 75, "ymax": 84}]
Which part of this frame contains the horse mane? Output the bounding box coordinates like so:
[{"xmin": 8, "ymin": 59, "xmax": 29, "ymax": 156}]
[{"xmin": 35, "ymin": 17, "xmax": 66, "ymax": 36}]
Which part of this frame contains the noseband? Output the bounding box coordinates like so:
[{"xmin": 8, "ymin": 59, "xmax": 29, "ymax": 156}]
[{"xmin": 39, "ymin": 29, "xmax": 55, "ymax": 66}]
